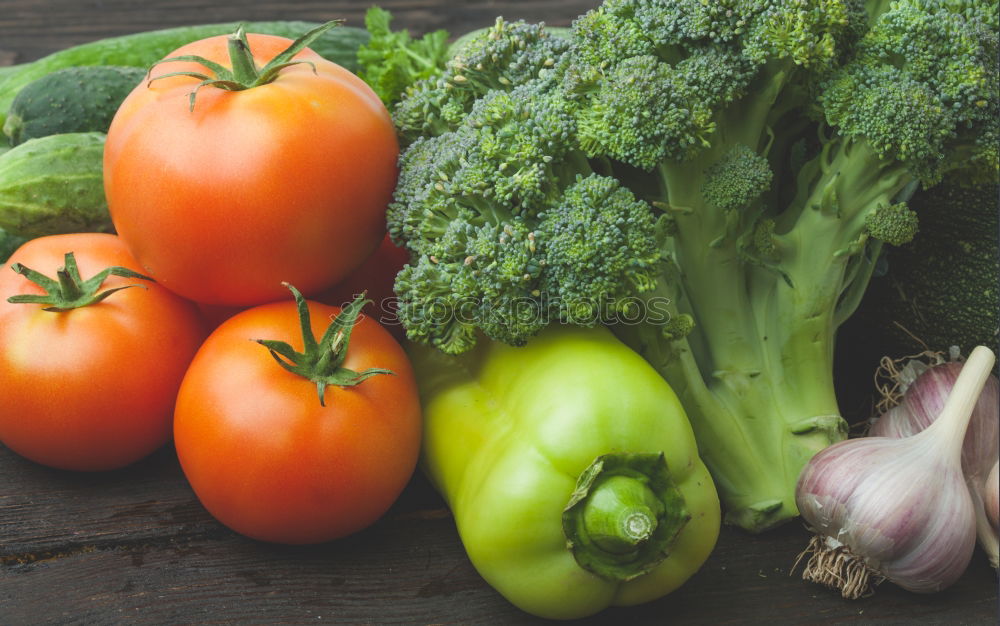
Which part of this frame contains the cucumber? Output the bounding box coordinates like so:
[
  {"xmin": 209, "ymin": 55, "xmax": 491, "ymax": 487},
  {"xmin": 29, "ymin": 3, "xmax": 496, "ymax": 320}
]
[
  {"xmin": 0, "ymin": 132, "xmax": 111, "ymax": 238},
  {"xmin": 4, "ymin": 66, "xmax": 147, "ymax": 145},
  {"xmin": 0, "ymin": 227, "xmax": 26, "ymax": 264},
  {"xmin": 0, "ymin": 65, "xmax": 21, "ymax": 82},
  {"xmin": 0, "ymin": 21, "xmax": 370, "ymax": 128}
]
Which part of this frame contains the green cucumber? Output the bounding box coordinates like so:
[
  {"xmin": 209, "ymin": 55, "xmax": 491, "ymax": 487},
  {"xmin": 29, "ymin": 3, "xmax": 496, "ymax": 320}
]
[
  {"xmin": 4, "ymin": 66, "xmax": 147, "ymax": 145},
  {"xmin": 0, "ymin": 65, "xmax": 21, "ymax": 82},
  {"xmin": 0, "ymin": 227, "xmax": 26, "ymax": 264},
  {"xmin": 0, "ymin": 21, "xmax": 370, "ymax": 128},
  {"xmin": 0, "ymin": 132, "xmax": 110, "ymax": 238}
]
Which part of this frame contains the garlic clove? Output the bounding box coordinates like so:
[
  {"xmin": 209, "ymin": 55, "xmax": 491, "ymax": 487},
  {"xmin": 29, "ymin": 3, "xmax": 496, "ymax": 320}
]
[
  {"xmin": 796, "ymin": 435, "xmax": 977, "ymax": 597},
  {"xmin": 795, "ymin": 345, "xmax": 995, "ymax": 598},
  {"xmin": 981, "ymin": 460, "xmax": 1000, "ymax": 571},
  {"xmin": 970, "ymin": 470, "xmax": 999, "ymax": 570},
  {"xmin": 987, "ymin": 461, "xmax": 999, "ymax": 533},
  {"xmin": 868, "ymin": 351, "xmax": 999, "ymax": 570},
  {"xmin": 879, "ymin": 472, "xmax": 977, "ymax": 593},
  {"xmin": 870, "ymin": 360, "xmax": 999, "ymax": 480}
]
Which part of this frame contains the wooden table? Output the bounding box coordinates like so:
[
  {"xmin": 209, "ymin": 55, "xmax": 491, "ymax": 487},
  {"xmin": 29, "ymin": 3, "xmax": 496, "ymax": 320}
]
[{"xmin": 1, "ymin": 2, "xmax": 997, "ymax": 623}]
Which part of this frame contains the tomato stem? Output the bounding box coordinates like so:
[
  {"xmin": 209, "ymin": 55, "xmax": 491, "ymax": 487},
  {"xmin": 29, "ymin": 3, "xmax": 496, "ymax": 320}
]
[
  {"xmin": 6, "ymin": 252, "xmax": 152, "ymax": 311},
  {"xmin": 147, "ymin": 20, "xmax": 342, "ymax": 111},
  {"xmin": 227, "ymin": 25, "xmax": 260, "ymax": 85},
  {"xmin": 256, "ymin": 283, "xmax": 394, "ymax": 406},
  {"xmin": 56, "ymin": 268, "xmax": 83, "ymax": 301}
]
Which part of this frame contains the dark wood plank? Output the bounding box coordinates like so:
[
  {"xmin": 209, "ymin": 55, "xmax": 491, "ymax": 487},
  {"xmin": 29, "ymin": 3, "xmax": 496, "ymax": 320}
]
[
  {"xmin": 2, "ymin": 441, "xmax": 997, "ymax": 624},
  {"xmin": 0, "ymin": 443, "xmax": 446, "ymax": 558},
  {"xmin": 0, "ymin": 0, "xmax": 601, "ymax": 64},
  {"xmin": 2, "ymin": 468, "xmax": 996, "ymax": 626},
  {"xmin": 0, "ymin": 445, "xmax": 224, "ymax": 557}
]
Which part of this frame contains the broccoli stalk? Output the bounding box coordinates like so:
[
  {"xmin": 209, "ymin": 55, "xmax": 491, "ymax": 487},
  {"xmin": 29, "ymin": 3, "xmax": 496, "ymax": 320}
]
[
  {"xmin": 620, "ymin": 0, "xmax": 994, "ymax": 530},
  {"xmin": 387, "ymin": 0, "xmax": 999, "ymax": 531},
  {"xmin": 619, "ymin": 138, "xmax": 919, "ymax": 528}
]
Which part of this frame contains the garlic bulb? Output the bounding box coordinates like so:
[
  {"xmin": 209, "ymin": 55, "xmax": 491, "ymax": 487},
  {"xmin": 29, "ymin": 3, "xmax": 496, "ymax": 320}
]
[
  {"xmin": 870, "ymin": 359, "xmax": 999, "ymax": 480},
  {"xmin": 973, "ymin": 459, "xmax": 1000, "ymax": 570},
  {"xmin": 987, "ymin": 461, "xmax": 999, "ymax": 533},
  {"xmin": 869, "ymin": 355, "xmax": 999, "ymax": 569},
  {"xmin": 795, "ymin": 345, "xmax": 996, "ymax": 598}
]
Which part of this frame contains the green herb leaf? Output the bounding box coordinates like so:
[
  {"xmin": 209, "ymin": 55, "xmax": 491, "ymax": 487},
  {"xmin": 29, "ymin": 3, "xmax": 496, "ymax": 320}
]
[{"xmin": 356, "ymin": 6, "xmax": 450, "ymax": 106}]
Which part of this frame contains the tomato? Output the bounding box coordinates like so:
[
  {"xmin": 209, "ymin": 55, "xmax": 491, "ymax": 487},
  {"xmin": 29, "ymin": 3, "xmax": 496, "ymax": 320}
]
[
  {"xmin": 0, "ymin": 233, "xmax": 206, "ymax": 471},
  {"xmin": 104, "ymin": 27, "xmax": 399, "ymax": 307},
  {"xmin": 173, "ymin": 287, "xmax": 421, "ymax": 544},
  {"xmin": 318, "ymin": 233, "xmax": 410, "ymax": 339}
]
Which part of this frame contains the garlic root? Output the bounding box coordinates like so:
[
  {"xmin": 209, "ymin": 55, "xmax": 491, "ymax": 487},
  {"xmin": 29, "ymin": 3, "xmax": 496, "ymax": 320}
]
[{"xmin": 794, "ymin": 535, "xmax": 886, "ymax": 599}]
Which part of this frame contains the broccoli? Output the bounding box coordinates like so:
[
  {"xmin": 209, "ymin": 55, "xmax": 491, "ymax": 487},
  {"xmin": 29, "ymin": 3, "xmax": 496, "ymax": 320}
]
[
  {"xmin": 387, "ymin": 1, "xmax": 999, "ymax": 532},
  {"xmin": 391, "ymin": 83, "xmax": 662, "ymax": 352}
]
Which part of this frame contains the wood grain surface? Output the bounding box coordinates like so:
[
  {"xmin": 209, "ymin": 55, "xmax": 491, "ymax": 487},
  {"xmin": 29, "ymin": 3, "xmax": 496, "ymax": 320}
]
[
  {"xmin": 1, "ymin": 2, "xmax": 998, "ymax": 624},
  {"xmin": 0, "ymin": 0, "xmax": 593, "ymax": 65}
]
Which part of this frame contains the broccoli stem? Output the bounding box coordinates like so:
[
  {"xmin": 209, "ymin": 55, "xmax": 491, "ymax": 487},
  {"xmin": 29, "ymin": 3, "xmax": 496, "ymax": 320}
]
[
  {"xmin": 652, "ymin": 74, "xmax": 789, "ymax": 376},
  {"xmin": 616, "ymin": 131, "xmax": 917, "ymax": 532},
  {"xmin": 832, "ymin": 240, "xmax": 882, "ymax": 328},
  {"xmin": 612, "ymin": 280, "xmax": 844, "ymax": 531}
]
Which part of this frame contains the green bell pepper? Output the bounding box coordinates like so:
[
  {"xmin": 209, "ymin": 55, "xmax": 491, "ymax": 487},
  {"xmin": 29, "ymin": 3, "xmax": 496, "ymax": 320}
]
[{"xmin": 408, "ymin": 324, "xmax": 720, "ymax": 620}]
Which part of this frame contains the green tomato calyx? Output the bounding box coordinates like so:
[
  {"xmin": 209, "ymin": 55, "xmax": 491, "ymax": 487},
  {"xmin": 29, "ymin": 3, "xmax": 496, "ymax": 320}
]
[
  {"xmin": 563, "ymin": 452, "xmax": 690, "ymax": 581},
  {"xmin": 256, "ymin": 283, "xmax": 394, "ymax": 407},
  {"xmin": 7, "ymin": 251, "xmax": 151, "ymax": 311},
  {"xmin": 148, "ymin": 20, "xmax": 342, "ymax": 111}
]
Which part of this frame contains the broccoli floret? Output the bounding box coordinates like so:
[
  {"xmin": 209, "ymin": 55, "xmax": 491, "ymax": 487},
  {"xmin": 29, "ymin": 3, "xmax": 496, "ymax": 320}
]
[
  {"xmin": 864, "ymin": 202, "xmax": 919, "ymax": 246},
  {"xmin": 820, "ymin": 0, "xmax": 999, "ymax": 185},
  {"xmin": 540, "ymin": 174, "xmax": 662, "ymax": 324},
  {"xmin": 749, "ymin": 217, "xmax": 780, "ymax": 259},
  {"xmin": 392, "ymin": 18, "xmax": 571, "ymax": 144},
  {"xmin": 573, "ymin": 51, "xmax": 757, "ymax": 168},
  {"xmin": 701, "ymin": 144, "xmax": 774, "ymax": 211},
  {"xmin": 567, "ymin": 0, "xmax": 763, "ymax": 168},
  {"xmin": 392, "ymin": 255, "xmax": 479, "ymax": 354},
  {"xmin": 389, "ymin": 79, "xmax": 580, "ymax": 250},
  {"xmin": 742, "ymin": 0, "xmax": 869, "ymax": 69},
  {"xmin": 389, "ymin": 0, "xmax": 999, "ymax": 532},
  {"xmin": 390, "ymin": 71, "xmax": 662, "ymax": 351},
  {"xmin": 662, "ymin": 312, "xmax": 695, "ymax": 341},
  {"xmin": 393, "ymin": 173, "xmax": 662, "ymax": 349}
]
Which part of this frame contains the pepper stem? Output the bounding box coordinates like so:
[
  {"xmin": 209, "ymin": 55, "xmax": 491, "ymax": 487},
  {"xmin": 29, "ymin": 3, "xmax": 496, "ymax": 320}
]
[
  {"xmin": 563, "ymin": 452, "xmax": 690, "ymax": 581},
  {"xmin": 580, "ymin": 475, "xmax": 660, "ymax": 553},
  {"xmin": 256, "ymin": 283, "xmax": 394, "ymax": 407}
]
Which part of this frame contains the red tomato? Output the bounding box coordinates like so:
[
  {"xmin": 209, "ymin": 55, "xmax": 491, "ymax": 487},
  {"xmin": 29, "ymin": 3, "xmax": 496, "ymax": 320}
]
[
  {"xmin": 318, "ymin": 233, "xmax": 410, "ymax": 338},
  {"xmin": 0, "ymin": 234, "xmax": 206, "ymax": 471},
  {"xmin": 173, "ymin": 294, "xmax": 421, "ymax": 544},
  {"xmin": 104, "ymin": 31, "xmax": 398, "ymax": 307}
]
